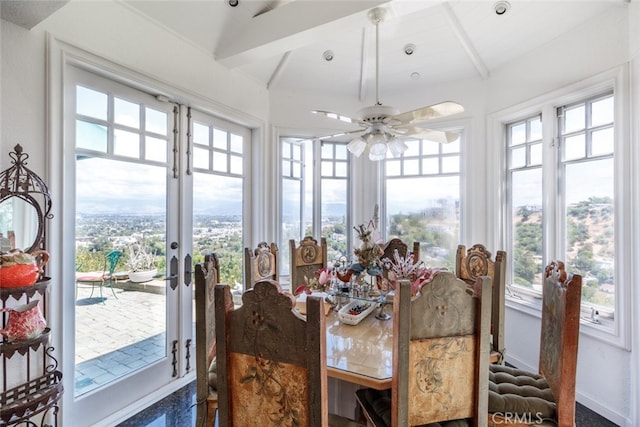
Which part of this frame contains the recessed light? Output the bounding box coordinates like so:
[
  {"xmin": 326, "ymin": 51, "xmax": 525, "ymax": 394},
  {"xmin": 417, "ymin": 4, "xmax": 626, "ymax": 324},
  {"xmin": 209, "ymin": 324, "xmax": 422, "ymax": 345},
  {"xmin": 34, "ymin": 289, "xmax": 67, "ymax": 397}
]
[
  {"xmin": 404, "ymin": 44, "xmax": 416, "ymax": 56},
  {"xmin": 228, "ymin": 0, "xmax": 238, "ymax": 7},
  {"xmin": 323, "ymin": 50, "xmax": 334, "ymax": 62},
  {"xmin": 494, "ymin": 1, "xmax": 510, "ymax": 15},
  {"xmin": 410, "ymin": 72, "xmax": 420, "ymax": 80}
]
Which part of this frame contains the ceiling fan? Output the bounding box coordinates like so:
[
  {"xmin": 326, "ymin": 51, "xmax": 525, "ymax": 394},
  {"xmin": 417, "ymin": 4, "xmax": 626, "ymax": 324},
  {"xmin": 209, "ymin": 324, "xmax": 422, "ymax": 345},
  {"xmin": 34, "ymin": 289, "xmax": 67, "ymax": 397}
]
[{"xmin": 311, "ymin": 7, "xmax": 464, "ymax": 161}]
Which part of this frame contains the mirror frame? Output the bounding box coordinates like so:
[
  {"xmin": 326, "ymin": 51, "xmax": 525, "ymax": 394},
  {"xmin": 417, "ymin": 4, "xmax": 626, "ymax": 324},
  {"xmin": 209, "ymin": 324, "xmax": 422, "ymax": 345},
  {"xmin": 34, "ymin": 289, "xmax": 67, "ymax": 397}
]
[{"xmin": 0, "ymin": 144, "xmax": 52, "ymax": 254}]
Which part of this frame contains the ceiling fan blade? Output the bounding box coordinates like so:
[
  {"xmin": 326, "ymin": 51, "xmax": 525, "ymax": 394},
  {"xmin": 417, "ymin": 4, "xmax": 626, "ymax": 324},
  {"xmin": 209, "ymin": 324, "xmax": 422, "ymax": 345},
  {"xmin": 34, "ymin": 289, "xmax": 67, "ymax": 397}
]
[
  {"xmin": 394, "ymin": 127, "xmax": 459, "ymax": 144},
  {"xmin": 296, "ymin": 127, "xmax": 367, "ymax": 144},
  {"xmin": 391, "ymin": 101, "xmax": 464, "ymax": 125},
  {"xmin": 311, "ymin": 110, "xmax": 357, "ymax": 124}
]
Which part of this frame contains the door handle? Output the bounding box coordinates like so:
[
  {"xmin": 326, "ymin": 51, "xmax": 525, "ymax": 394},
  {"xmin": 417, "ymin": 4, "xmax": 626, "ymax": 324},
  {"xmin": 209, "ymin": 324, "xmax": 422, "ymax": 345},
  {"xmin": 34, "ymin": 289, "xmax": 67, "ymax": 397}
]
[
  {"xmin": 183, "ymin": 254, "xmax": 192, "ymax": 286},
  {"xmin": 168, "ymin": 255, "xmax": 179, "ymax": 290}
]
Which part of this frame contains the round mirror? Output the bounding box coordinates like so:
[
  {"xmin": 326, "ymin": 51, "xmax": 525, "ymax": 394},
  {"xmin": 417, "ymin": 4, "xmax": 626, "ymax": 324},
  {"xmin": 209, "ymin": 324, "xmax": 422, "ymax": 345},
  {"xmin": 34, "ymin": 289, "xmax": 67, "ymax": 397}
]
[{"xmin": 0, "ymin": 196, "xmax": 43, "ymax": 253}]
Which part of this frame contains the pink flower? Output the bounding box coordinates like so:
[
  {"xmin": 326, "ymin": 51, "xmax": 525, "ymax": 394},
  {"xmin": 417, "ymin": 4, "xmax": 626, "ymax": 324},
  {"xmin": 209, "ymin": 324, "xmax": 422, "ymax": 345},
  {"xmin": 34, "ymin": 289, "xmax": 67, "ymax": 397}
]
[{"xmin": 314, "ymin": 267, "xmax": 332, "ymax": 286}]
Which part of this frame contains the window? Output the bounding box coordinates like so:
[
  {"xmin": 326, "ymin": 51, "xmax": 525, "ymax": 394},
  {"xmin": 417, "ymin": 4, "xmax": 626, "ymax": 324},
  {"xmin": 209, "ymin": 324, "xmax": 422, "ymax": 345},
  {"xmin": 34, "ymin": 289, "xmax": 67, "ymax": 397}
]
[
  {"xmin": 384, "ymin": 135, "xmax": 462, "ymax": 270},
  {"xmin": 280, "ymin": 138, "xmax": 351, "ymax": 277},
  {"xmin": 506, "ymin": 91, "xmax": 617, "ymax": 332},
  {"xmin": 191, "ymin": 108, "xmax": 248, "ymax": 285},
  {"xmin": 560, "ymin": 94, "xmax": 615, "ymax": 312},
  {"xmin": 507, "ymin": 115, "xmax": 543, "ymax": 290}
]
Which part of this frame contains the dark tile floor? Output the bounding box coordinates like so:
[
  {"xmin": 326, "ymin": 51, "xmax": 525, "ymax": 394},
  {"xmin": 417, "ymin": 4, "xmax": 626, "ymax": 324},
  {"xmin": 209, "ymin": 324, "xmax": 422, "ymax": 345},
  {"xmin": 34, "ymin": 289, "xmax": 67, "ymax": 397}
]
[{"xmin": 119, "ymin": 380, "xmax": 619, "ymax": 427}]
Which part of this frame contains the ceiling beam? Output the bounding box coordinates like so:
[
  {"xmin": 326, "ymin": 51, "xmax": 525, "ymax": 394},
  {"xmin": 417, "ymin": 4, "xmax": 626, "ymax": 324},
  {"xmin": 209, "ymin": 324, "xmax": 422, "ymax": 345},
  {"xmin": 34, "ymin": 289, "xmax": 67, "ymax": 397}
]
[
  {"xmin": 215, "ymin": 0, "xmax": 388, "ymax": 68},
  {"xmin": 267, "ymin": 51, "xmax": 291, "ymax": 90},
  {"xmin": 441, "ymin": 2, "xmax": 489, "ymax": 80}
]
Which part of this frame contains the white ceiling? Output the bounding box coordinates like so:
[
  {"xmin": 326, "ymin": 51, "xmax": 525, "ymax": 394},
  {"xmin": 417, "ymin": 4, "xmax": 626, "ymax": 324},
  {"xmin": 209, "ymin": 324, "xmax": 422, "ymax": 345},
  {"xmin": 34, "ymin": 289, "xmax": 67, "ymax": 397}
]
[
  {"xmin": 118, "ymin": 0, "xmax": 624, "ymax": 101},
  {"xmin": 1, "ymin": 0, "xmax": 628, "ymax": 130}
]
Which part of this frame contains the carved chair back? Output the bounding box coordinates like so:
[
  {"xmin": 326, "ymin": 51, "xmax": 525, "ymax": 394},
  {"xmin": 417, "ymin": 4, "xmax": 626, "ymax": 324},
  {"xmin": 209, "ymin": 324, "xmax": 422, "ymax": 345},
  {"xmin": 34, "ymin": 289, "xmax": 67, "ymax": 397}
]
[
  {"xmin": 540, "ymin": 261, "xmax": 582, "ymax": 427},
  {"xmin": 215, "ymin": 279, "xmax": 327, "ymax": 426},
  {"xmin": 487, "ymin": 261, "xmax": 581, "ymax": 427},
  {"xmin": 357, "ymin": 271, "xmax": 491, "ymax": 426},
  {"xmin": 289, "ymin": 236, "xmax": 327, "ymax": 289},
  {"xmin": 379, "ymin": 238, "xmax": 420, "ymax": 263},
  {"xmin": 243, "ymin": 241, "xmax": 279, "ymax": 291},
  {"xmin": 455, "ymin": 244, "xmax": 507, "ymax": 362},
  {"xmin": 195, "ymin": 253, "xmax": 220, "ymax": 427}
]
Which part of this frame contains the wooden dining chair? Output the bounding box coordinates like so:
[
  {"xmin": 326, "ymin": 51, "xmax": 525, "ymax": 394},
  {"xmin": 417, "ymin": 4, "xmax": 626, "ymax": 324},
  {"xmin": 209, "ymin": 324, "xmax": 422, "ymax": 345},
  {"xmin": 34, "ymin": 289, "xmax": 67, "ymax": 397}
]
[
  {"xmin": 456, "ymin": 244, "xmax": 507, "ymax": 363},
  {"xmin": 215, "ymin": 278, "xmax": 327, "ymax": 426},
  {"xmin": 488, "ymin": 260, "xmax": 582, "ymax": 427},
  {"xmin": 356, "ymin": 271, "xmax": 492, "ymax": 427},
  {"xmin": 195, "ymin": 253, "xmax": 220, "ymax": 427},
  {"xmin": 378, "ymin": 238, "xmax": 421, "ymax": 283},
  {"xmin": 289, "ymin": 236, "xmax": 327, "ymax": 290},
  {"xmin": 379, "ymin": 237, "xmax": 420, "ymax": 264},
  {"xmin": 243, "ymin": 241, "xmax": 278, "ymax": 291}
]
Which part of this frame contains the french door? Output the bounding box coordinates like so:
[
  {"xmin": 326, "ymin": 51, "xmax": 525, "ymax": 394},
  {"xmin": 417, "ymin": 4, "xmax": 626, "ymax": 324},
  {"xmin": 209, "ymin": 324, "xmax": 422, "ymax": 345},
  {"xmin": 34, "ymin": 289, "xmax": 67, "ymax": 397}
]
[{"xmin": 63, "ymin": 66, "xmax": 191, "ymax": 425}]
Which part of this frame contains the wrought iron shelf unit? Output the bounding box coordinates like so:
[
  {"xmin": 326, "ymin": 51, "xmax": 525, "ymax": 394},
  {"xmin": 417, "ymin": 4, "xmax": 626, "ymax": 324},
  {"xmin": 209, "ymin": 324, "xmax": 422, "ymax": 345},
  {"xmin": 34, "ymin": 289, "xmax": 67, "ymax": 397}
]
[
  {"xmin": 1, "ymin": 281, "xmax": 63, "ymax": 427},
  {"xmin": 1, "ymin": 145, "xmax": 61, "ymax": 426}
]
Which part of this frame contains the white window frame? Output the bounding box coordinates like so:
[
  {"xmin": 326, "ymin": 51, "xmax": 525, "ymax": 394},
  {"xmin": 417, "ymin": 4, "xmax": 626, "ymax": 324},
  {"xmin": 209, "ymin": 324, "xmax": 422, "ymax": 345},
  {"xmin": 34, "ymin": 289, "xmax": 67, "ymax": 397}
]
[
  {"xmin": 489, "ymin": 66, "xmax": 631, "ymax": 349},
  {"xmin": 278, "ymin": 137, "xmax": 352, "ymax": 277},
  {"xmin": 380, "ymin": 125, "xmax": 465, "ymax": 270}
]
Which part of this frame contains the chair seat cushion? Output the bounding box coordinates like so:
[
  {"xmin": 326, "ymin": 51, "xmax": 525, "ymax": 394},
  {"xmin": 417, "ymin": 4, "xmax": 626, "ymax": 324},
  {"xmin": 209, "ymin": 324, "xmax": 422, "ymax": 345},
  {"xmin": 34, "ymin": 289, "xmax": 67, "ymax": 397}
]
[
  {"xmin": 355, "ymin": 388, "xmax": 471, "ymax": 427},
  {"xmin": 488, "ymin": 364, "xmax": 556, "ymax": 419}
]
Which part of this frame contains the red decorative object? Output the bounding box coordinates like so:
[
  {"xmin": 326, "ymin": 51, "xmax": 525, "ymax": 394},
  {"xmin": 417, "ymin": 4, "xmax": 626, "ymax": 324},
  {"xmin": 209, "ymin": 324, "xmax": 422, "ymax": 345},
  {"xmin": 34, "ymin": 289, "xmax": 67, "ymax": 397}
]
[
  {"xmin": 0, "ymin": 249, "xmax": 49, "ymax": 288},
  {"xmin": 0, "ymin": 300, "xmax": 47, "ymax": 341}
]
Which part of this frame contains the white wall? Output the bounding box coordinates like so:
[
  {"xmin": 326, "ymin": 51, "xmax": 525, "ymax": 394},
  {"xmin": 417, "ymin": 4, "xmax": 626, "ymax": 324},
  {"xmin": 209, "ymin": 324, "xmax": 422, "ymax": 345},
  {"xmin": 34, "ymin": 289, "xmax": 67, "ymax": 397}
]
[
  {"xmin": 1, "ymin": 2, "xmax": 637, "ymax": 426},
  {"xmin": 0, "ymin": 20, "xmax": 47, "ymax": 171},
  {"xmin": 488, "ymin": 7, "xmax": 633, "ymax": 426}
]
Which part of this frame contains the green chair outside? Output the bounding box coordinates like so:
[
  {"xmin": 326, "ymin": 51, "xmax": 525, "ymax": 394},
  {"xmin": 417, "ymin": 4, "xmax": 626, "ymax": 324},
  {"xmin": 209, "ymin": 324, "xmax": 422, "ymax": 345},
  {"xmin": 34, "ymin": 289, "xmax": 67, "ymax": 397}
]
[{"xmin": 76, "ymin": 250, "xmax": 122, "ymax": 302}]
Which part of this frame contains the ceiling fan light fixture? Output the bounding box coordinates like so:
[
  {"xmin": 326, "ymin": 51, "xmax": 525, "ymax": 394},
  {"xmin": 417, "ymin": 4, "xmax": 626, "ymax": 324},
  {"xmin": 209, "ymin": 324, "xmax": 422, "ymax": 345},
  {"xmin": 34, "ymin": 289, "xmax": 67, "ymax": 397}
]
[
  {"xmin": 388, "ymin": 137, "xmax": 408, "ymax": 157},
  {"xmin": 368, "ymin": 139, "xmax": 388, "ymax": 161},
  {"xmin": 347, "ymin": 137, "xmax": 367, "ymax": 157}
]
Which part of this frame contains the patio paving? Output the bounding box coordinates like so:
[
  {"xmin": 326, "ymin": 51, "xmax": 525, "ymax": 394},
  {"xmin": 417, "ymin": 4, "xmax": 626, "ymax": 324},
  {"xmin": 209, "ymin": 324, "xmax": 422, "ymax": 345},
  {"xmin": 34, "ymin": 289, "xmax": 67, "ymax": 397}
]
[{"xmin": 74, "ymin": 280, "xmax": 169, "ymax": 396}]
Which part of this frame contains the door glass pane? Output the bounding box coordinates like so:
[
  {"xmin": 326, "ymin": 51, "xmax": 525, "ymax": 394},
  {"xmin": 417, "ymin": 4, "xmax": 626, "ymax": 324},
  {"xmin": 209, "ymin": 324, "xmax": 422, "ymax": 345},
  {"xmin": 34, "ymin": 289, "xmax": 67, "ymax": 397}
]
[
  {"xmin": 281, "ymin": 178, "xmax": 302, "ymax": 277},
  {"xmin": 76, "ymin": 120, "xmax": 107, "ymax": 152},
  {"xmin": 77, "ymin": 86, "xmax": 107, "ymax": 120},
  {"xmin": 114, "ymin": 129, "xmax": 140, "ymax": 158},
  {"xmin": 75, "ymin": 156, "xmax": 167, "ymax": 397},
  {"xmin": 193, "ymin": 173, "xmax": 243, "ymax": 285},
  {"xmin": 146, "ymin": 107, "xmax": 168, "ymax": 135},
  {"xmin": 114, "ymin": 97, "xmax": 140, "ymax": 128},
  {"xmin": 321, "ymin": 179, "xmax": 347, "ymax": 262},
  {"xmin": 146, "ymin": 136, "xmax": 167, "ymax": 162}
]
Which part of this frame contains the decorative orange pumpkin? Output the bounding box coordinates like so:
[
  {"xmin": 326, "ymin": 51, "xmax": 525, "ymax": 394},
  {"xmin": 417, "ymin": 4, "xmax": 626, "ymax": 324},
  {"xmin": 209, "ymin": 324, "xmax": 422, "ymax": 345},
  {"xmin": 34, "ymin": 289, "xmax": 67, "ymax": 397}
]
[{"xmin": 0, "ymin": 250, "xmax": 49, "ymax": 288}]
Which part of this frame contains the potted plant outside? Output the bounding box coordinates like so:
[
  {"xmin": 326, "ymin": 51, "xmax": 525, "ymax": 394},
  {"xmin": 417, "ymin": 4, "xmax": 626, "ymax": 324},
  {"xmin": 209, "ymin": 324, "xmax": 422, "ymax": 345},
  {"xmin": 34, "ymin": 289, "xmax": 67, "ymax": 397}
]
[{"xmin": 125, "ymin": 238, "xmax": 158, "ymax": 283}]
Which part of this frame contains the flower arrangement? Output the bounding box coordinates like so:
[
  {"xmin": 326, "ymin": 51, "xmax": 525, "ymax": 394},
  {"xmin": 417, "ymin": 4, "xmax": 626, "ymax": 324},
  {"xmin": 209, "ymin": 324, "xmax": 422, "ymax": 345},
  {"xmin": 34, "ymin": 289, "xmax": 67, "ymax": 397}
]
[
  {"xmin": 293, "ymin": 267, "xmax": 333, "ymax": 296},
  {"xmin": 380, "ymin": 249, "xmax": 442, "ymax": 296},
  {"xmin": 349, "ymin": 208, "xmax": 384, "ymax": 277}
]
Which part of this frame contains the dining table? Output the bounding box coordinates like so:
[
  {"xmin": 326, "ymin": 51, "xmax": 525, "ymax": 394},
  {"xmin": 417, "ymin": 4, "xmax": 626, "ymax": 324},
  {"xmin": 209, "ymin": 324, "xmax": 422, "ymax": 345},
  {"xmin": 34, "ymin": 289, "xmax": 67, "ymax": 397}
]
[{"xmin": 324, "ymin": 306, "xmax": 393, "ymax": 390}]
